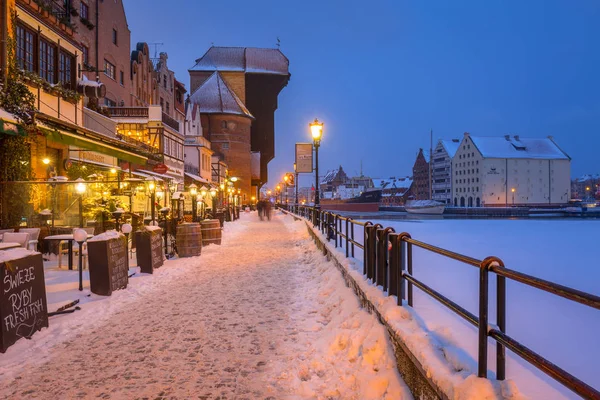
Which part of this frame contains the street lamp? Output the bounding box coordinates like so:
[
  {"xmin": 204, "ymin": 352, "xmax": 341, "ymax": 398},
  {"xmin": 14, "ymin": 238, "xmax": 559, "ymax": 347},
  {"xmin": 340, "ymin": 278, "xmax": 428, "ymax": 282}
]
[
  {"xmin": 189, "ymin": 183, "xmax": 198, "ymax": 222},
  {"xmin": 75, "ymin": 177, "xmax": 86, "ymax": 228},
  {"xmin": 121, "ymin": 223, "xmax": 132, "ymax": 266},
  {"xmin": 276, "ymin": 184, "xmax": 281, "ymax": 204},
  {"xmin": 146, "ymin": 177, "xmax": 157, "ymax": 223},
  {"xmin": 73, "ymin": 228, "xmax": 88, "ymax": 291},
  {"xmin": 112, "ymin": 208, "xmax": 125, "ymax": 231},
  {"xmin": 511, "ymin": 187, "xmax": 516, "ymax": 206},
  {"xmin": 310, "ymin": 118, "xmax": 323, "ymax": 225}
]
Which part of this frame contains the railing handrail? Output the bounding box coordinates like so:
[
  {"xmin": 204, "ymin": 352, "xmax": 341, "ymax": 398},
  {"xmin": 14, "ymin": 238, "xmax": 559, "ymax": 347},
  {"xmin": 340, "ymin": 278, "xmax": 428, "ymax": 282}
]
[{"xmin": 283, "ymin": 204, "xmax": 600, "ymax": 400}]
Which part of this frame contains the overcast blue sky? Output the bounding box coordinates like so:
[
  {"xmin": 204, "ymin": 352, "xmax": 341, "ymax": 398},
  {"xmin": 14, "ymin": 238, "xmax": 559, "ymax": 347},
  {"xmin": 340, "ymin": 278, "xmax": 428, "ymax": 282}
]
[{"xmin": 124, "ymin": 0, "xmax": 600, "ymax": 188}]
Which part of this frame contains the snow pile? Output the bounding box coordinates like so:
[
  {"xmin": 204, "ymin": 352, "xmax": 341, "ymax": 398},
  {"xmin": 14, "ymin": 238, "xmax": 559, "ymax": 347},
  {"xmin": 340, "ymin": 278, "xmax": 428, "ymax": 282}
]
[
  {"xmin": 0, "ymin": 248, "xmax": 38, "ymax": 263},
  {"xmin": 271, "ymin": 216, "xmax": 411, "ymax": 399},
  {"xmin": 87, "ymin": 229, "xmax": 123, "ymax": 242},
  {"xmin": 288, "ymin": 213, "xmax": 527, "ymax": 400}
]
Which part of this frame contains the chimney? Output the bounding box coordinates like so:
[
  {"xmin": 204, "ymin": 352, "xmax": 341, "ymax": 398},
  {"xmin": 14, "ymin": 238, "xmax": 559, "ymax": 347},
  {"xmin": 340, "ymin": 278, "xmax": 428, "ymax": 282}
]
[
  {"xmin": 504, "ymin": 135, "xmax": 510, "ymax": 141},
  {"xmin": 464, "ymin": 132, "xmax": 470, "ymax": 137}
]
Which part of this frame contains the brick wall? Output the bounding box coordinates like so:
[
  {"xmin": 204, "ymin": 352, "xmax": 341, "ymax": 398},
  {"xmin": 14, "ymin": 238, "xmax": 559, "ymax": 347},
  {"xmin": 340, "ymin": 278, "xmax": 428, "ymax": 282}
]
[{"xmin": 205, "ymin": 114, "xmax": 253, "ymax": 204}]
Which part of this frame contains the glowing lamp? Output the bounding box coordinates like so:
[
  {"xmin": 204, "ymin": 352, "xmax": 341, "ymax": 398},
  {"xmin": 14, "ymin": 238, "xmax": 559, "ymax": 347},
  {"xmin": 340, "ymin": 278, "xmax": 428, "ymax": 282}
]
[
  {"xmin": 121, "ymin": 223, "xmax": 133, "ymax": 234},
  {"xmin": 310, "ymin": 118, "xmax": 323, "ymax": 141},
  {"xmin": 73, "ymin": 228, "xmax": 88, "ymax": 243}
]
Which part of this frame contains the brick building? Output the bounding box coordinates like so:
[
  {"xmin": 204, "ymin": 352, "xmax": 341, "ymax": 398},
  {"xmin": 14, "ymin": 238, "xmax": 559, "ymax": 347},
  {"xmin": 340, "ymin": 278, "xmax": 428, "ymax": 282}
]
[
  {"xmin": 189, "ymin": 71, "xmax": 254, "ymax": 200},
  {"xmin": 73, "ymin": 0, "xmax": 132, "ymax": 107},
  {"xmin": 130, "ymin": 42, "xmax": 157, "ymax": 107},
  {"xmin": 412, "ymin": 148, "xmax": 430, "ymax": 200},
  {"xmin": 189, "ymin": 47, "xmax": 290, "ymax": 198}
]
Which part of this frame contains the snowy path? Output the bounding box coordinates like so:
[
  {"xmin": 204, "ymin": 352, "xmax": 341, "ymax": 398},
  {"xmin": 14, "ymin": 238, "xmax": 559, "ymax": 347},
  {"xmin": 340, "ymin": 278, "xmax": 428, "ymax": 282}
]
[{"xmin": 1, "ymin": 212, "xmax": 410, "ymax": 400}]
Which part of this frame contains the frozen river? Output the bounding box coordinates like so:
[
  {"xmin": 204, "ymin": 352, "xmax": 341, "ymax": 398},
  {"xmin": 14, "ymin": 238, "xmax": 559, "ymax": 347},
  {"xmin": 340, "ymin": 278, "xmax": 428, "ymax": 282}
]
[{"xmin": 344, "ymin": 216, "xmax": 600, "ymax": 399}]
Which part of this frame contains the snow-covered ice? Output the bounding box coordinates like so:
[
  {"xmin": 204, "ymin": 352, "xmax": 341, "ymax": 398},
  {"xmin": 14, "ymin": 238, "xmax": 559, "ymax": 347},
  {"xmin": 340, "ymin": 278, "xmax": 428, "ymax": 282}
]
[
  {"xmin": 0, "ymin": 212, "xmax": 411, "ymax": 399},
  {"xmin": 322, "ymin": 216, "xmax": 600, "ymax": 400}
]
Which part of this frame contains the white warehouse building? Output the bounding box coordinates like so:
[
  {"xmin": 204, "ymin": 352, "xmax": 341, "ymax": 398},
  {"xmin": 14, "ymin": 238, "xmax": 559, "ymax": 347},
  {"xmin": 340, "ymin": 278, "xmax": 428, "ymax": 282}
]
[{"xmin": 452, "ymin": 133, "xmax": 571, "ymax": 207}]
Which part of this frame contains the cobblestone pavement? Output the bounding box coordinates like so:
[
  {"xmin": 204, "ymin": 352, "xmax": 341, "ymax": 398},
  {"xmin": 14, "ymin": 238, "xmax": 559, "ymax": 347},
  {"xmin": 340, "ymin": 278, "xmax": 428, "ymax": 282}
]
[{"xmin": 1, "ymin": 213, "xmax": 408, "ymax": 399}]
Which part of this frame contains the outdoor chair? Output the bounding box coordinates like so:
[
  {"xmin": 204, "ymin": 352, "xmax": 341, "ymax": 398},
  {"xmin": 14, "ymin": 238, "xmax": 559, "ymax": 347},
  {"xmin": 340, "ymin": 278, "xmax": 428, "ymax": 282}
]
[
  {"xmin": 0, "ymin": 228, "xmax": 14, "ymax": 241},
  {"xmin": 19, "ymin": 228, "xmax": 40, "ymax": 251},
  {"xmin": 2, "ymin": 232, "xmax": 31, "ymax": 248}
]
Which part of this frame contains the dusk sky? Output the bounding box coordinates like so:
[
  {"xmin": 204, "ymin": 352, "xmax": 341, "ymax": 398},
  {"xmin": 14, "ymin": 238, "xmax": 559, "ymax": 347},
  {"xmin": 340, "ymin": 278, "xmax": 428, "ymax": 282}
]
[{"xmin": 124, "ymin": 0, "xmax": 600, "ymax": 189}]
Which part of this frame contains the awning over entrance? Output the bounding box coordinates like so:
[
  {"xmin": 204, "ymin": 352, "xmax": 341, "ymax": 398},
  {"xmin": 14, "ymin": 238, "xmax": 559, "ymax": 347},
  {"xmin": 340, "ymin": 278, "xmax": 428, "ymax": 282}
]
[
  {"xmin": 184, "ymin": 172, "xmax": 210, "ymax": 184},
  {"xmin": 142, "ymin": 169, "xmax": 181, "ymax": 183},
  {"xmin": 40, "ymin": 126, "xmax": 147, "ymax": 165}
]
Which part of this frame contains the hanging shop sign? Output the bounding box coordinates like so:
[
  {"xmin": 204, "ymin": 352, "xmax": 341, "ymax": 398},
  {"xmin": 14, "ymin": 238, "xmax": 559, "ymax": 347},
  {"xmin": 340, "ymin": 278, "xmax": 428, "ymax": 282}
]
[
  {"xmin": 295, "ymin": 143, "xmax": 313, "ymax": 173},
  {"xmin": 153, "ymin": 164, "xmax": 168, "ymax": 174}
]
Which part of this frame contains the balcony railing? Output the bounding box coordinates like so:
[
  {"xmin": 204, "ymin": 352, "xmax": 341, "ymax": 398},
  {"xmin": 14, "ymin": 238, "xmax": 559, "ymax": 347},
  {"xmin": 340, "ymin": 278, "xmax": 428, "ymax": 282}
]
[
  {"xmin": 107, "ymin": 107, "xmax": 149, "ymax": 118},
  {"xmin": 162, "ymin": 112, "xmax": 180, "ymax": 132}
]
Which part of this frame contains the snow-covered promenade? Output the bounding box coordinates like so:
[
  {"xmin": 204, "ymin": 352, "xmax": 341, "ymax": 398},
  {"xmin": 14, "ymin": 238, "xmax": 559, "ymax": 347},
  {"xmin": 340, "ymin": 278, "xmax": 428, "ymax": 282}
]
[{"xmin": 0, "ymin": 212, "xmax": 410, "ymax": 399}]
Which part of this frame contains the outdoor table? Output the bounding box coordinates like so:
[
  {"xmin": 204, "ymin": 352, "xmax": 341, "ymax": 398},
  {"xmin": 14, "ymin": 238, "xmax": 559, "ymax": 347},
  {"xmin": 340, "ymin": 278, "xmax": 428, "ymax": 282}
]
[
  {"xmin": 44, "ymin": 234, "xmax": 93, "ymax": 270},
  {"xmin": 0, "ymin": 242, "xmax": 22, "ymax": 250}
]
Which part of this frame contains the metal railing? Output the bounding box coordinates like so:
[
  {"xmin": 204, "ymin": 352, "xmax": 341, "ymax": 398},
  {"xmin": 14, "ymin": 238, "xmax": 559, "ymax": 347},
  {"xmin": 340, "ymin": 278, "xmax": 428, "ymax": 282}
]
[
  {"xmin": 283, "ymin": 205, "xmax": 600, "ymax": 400},
  {"xmin": 107, "ymin": 107, "xmax": 149, "ymax": 118}
]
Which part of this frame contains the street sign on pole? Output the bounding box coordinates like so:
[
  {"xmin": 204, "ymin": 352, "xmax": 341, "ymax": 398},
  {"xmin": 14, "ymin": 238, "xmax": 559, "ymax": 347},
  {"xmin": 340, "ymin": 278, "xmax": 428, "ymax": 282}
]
[{"xmin": 295, "ymin": 143, "xmax": 313, "ymax": 173}]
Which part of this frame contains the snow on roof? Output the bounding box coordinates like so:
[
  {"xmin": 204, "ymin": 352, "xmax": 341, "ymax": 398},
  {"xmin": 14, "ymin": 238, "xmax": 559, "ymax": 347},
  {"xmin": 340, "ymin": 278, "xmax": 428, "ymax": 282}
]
[
  {"xmin": 440, "ymin": 139, "xmax": 460, "ymax": 158},
  {"xmin": 189, "ymin": 47, "xmax": 289, "ymax": 76},
  {"xmin": 468, "ymin": 135, "xmax": 570, "ymax": 160},
  {"xmin": 188, "ymin": 72, "xmax": 254, "ymax": 118}
]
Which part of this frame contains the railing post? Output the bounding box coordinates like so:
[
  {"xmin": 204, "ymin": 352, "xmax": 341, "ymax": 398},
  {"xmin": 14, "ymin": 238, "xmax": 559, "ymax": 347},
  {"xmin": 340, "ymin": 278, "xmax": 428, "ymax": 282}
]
[
  {"xmin": 376, "ymin": 228, "xmax": 395, "ymax": 291},
  {"xmin": 389, "ymin": 234, "xmax": 399, "ymax": 298},
  {"xmin": 478, "ymin": 258, "xmax": 491, "ymax": 378},
  {"xmin": 345, "ymin": 218, "xmax": 349, "ymax": 258},
  {"xmin": 351, "ymin": 221, "xmax": 355, "ymax": 257},
  {"xmin": 489, "ymin": 257, "xmax": 506, "ymax": 381},
  {"xmin": 397, "ymin": 232, "xmax": 411, "ymax": 306},
  {"xmin": 363, "ymin": 221, "xmax": 373, "ymax": 275},
  {"xmin": 334, "ymin": 214, "xmax": 338, "ymax": 247},
  {"xmin": 407, "ymin": 240, "xmax": 413, "ymax": 307}
]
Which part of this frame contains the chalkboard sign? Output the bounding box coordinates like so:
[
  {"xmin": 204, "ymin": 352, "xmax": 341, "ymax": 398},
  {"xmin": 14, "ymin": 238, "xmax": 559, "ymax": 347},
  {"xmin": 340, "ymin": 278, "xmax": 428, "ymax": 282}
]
[
  {"xmin": 88, "ymin": 236, "xmax": 128, "ymax": 296},
  {"xmin": 135, "ymin": 228, "xmax": 163, "ymax": 274},
  {"xmin": 1, "ymin": 253, "xmax": 48, "ymax": 353}
]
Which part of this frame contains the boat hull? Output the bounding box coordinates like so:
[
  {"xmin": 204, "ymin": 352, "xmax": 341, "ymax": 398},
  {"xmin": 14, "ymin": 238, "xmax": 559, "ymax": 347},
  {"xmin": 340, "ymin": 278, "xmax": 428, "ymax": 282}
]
[{"xmin": 405, "ymin": 205, "xmax": 445, "ymax": 215}]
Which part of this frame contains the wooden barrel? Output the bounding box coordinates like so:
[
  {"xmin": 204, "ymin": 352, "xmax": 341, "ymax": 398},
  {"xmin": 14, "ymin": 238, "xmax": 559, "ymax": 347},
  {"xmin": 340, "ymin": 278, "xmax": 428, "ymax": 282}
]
[
  {"xmin": 201, "ymin": 219, "xmax": 222, "ymax": 246},
  {"xmin": 176, "ymin": 223, "xmax": 202, "ymax": 257}
]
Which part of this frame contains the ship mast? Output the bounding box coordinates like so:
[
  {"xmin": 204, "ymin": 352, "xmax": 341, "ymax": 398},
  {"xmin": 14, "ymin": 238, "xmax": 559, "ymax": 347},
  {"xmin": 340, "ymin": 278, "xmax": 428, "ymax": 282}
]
[{"xmin": 429, "ymin": 128, "xmax": 433, "ymax": 200}]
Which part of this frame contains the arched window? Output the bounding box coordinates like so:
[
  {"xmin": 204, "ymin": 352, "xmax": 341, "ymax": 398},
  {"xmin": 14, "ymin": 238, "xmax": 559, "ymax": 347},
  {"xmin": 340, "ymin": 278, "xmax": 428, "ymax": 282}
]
[
  {"xmin": 221, "ymin": 120, "xmax": 227, "ymax": 129},
  {"xmin": 454, "ymin": 198, "xmax": 458, "ymax": 206},
  {"xmin": 468, "ymin": 197, "xmax": 473, "ymax": 207},
  {"xmin": 476, "ymin": 197, "xmax": 481, "ymax": 207},
  {"xmin": 460, "ymin": 197, "xmax": 465, "ymax": 207}
]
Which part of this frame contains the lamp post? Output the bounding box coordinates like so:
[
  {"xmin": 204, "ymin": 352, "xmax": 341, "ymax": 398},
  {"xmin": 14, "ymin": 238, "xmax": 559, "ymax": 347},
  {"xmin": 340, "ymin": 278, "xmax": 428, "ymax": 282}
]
[
  {"xmin": 310, "ymin": 118, "xmax": 324, "ymax": 225},
  {"xmin": 189, "ymin": 183, "xmax": 198, "ymax": 222},
  {"xmin": 511, "ymin": 188, "xmax": 516, "ymax": 206},
  {"xmin": 112, "ymin": 208, "xmax": 125, "ymax": 231},
  {"xmin": 121, "ymin": 223, "xmax": 132, "ymax": 266},
  {"xmin": 276, "ymin": 184, "xmax": 281, "ymax": 204},
  {"xmin": 146, "ymin": 177, "xmax": 157, "ymax": 224},
  {"xmin": 294, "ymin": 163, "xmax": 299, "ymax": 207},
  {"xmin": 75, "ymin": 178, "xmax": 86, "ymax": 228},
  {"xmin": 73, "ymin": 228, "xmax": 88, "ymax": 291},
  {"xmin": 284, "ymin": 174, "xmax": 289, "ymax": 206},
  {"xmin": 200, "ymin": 186, "xmax": 208, "ymax": 219}
]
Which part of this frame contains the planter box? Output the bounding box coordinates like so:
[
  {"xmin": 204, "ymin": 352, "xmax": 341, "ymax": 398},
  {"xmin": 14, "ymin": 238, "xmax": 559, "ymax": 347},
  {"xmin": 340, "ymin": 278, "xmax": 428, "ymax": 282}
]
[
  {"xmin": 87, "ymin": 235, "xmax": 128, "ymax": 296},
  {"xmin": 0, "ymin": 252, "xmax": 48, "ymax": 353},
  {"xmin": 135, "ymin": 228, "xmax": 163, "ymax": 274}
]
